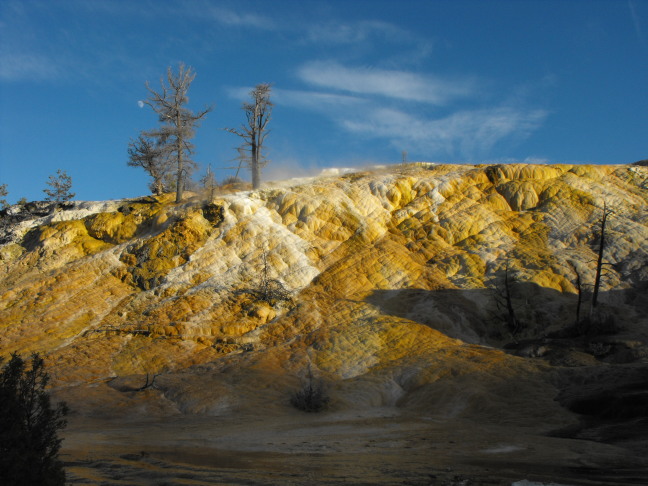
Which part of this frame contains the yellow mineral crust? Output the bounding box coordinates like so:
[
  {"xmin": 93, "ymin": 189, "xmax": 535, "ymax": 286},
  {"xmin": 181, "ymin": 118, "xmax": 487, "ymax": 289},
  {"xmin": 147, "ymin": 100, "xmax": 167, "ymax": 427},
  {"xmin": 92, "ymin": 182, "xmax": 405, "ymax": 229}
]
[{"xmin": 0, "ymin": 163, "xmax": 647, "ymax": 419}]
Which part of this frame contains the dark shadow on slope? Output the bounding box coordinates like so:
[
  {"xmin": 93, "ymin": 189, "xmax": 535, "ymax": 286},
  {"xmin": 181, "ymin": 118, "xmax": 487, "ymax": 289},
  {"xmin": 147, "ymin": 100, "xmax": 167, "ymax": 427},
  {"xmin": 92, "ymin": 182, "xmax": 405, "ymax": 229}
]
[
  {"xmin": 366, "ymin": 283, "xmax": 577, "ymax": 345},
  {"xmin": 550, "ymin": 364, "xmax": 648, "ymax": 456},
  {"xmin": 367, "ymin": 284, "xmax": 648, "ymax": 458},
  {"xmin": 367, "ymin": 287, "xmax": 495, "ymax": 344},
  {"xmin": 366, "ymin": 283, "xmax": 648, "ymax": 363}
]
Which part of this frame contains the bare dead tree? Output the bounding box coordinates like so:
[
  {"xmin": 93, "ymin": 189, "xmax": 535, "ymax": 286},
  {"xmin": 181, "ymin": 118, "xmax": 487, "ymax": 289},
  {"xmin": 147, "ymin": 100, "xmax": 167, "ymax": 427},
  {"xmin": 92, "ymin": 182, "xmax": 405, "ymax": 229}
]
[
  {"xmin": 503, "ymin": 263, "xmax": 520, "ymax": 336},
  {"xmin": 574, "ymin": 266, "xmax": 583, "ymax": 326},
  {"xmin": 567, "ymin": 261, "xmax": 584, "ymax": 327},
  {"xmin": 43, "ymin": 169, "xmax": 75, "ymax": 202},
  {"xmin": 143, "ymin": 63, "xmax": 211, "ymax": 202},
  {"xmin": 200, "ymin": 164, "xmax": 218, "ymax": 201},
  {"xmin": 232, "ymin": 146, "xmax": 247, "ymax": 180},
  {"xmin": 254, "ymin": 244, "xmax": 290, "ymax": 304},
  {"xmin": 590, "ymin": 202, "xmax": 613, "ymax": 314},
  {"xmin": 137, "ymin": 372, "xmax": 160, "ymax": 391},
  {"xmin": 225, "ymin": 83, "xmax": 272, "ymax": 190},
  {"xmin": 491, "ymin": 260, "xmax": 521, "ymax": 339},
  {"xmin": 127, "ymin": 134, "xmax": 172, "ymax": 196},
  {"xmin": 260, "ymin": 245, "xmax": 271, "ymax": 300}
]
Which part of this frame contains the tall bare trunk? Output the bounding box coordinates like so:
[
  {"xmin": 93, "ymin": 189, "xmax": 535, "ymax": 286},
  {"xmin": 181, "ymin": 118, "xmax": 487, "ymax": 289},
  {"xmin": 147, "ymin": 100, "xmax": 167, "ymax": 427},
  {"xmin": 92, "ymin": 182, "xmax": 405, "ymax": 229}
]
[
  {"xmin": 575, "ymin": 268, "xmax": 582, "ymax": 326},
  {"xmin": 175, "ymin": 116, "xmax": 184, "ymax": 203},
  {"xmin": 176, "ymin": 150, "xmax": 184, "ymax": 202},
  {"xmin": 251, "ymin": 142, "xmax": 260, "ymax": 189},
  {"xmin": 504, "ymin": 265, "xmax": 519, "ymax": 336},
  {"xmin": 590, "ymin": 202, "xmax": 608, "ymax": 314}
]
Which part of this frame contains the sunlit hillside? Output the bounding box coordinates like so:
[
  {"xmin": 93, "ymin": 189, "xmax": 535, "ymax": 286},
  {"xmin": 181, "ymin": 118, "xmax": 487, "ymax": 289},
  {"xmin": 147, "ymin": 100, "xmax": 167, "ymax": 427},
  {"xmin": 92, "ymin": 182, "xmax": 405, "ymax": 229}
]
[{"xmin": 1, "ymin": 163, "xmax": 647, "ymax": 485}]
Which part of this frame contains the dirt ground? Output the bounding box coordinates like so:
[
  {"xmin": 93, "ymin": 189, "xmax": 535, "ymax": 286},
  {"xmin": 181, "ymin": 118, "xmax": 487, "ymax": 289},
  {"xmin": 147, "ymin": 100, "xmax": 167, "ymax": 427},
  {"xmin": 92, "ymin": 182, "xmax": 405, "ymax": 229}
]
[{"xmin": 60, "ymin": 406, "xmax": 648, "ymax": 486}]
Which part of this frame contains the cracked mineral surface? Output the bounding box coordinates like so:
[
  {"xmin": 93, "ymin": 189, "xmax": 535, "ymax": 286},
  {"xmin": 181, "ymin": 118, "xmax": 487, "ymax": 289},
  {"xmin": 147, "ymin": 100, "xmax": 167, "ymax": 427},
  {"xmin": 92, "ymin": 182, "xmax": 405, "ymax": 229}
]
[{"xmin": 1, "ymin": 163, "xmax": 647, "ymax": 484}]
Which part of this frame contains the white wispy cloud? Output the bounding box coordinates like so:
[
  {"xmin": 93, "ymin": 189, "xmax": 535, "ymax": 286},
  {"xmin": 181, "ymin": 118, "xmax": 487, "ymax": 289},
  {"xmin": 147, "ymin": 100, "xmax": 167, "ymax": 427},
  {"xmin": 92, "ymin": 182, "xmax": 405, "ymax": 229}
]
[
  {"xmin": 0, "ymin": 51, "xmax": 61, "ymax": 81},
  {"xmin": 340, "ymin": 105, "xmax": 548, "ymax": 158},
  {"xmin": 272, "ymin": 88, "xmax": 368, "ymax": 110},
  {"xmin": 297, "ymin": 61, "xmax": 474, "ymax": 104},
  {"xmin": 66, "ymin": 0, "xmax": 275, "ymax": 30},
  {"xmin": 302, "ymin": 18, "xmax": 434, "ymax": 65},
  {"xmin": 203, "ymin": 5, "xmax": 275, "ymax": 29},
  {"xmin": 306, "ymin": 20, "xmax": 406, "ymax": 44},
  {"xmin": 491, "ymin": 156, "xmax": 551, "ymax": 165},
  {"xmin": 628, "ymin": 0, "xmax": 646, "ymax": 45},
  {"xmin": 278, "ymin": 60, "xmax": 548, "ymax": 161},
  {"xmin": 228, "ymin": 86, "xmax": 368, "ymax": 117}
]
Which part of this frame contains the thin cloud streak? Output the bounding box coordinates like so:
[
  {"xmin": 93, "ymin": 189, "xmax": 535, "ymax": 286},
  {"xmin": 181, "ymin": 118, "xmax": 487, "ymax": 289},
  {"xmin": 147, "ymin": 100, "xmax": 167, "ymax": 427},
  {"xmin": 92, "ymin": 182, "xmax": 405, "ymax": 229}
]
[
  {"xmin": 272, "ymin": 88, "xmax": 368, "ymax": 110},
  {"xmin": 302, "ymin": 18, "xmax": 434, "ymax": 65},
  {"xmin": 203, "ymin": 5, "xmax": 275, "ymax": 29},
  {"xmin": 0, "ymin": 51, "xmax": 61, "ymax": 81},
  {"xmin": 341, "ymin": 105, "xmax": 548, "ymax": 159},
  {"xmin": 228, "ymin": 87, "xmax": 367, "ymax": 114},
  {"xmin": 306, "ymin": 20, "xmax": 407, "ymax": 44},
  {"xmin": 298, "ymin": 61, "xmax": 474, "ymax": 104},
  {"xmin": 275, "ymin": 58, "xmax": 549, "ymax": 160},
  {"xmin": 277, "ymin": 77, "xmax": 548, "ymax": 160},
  {"xmin": 628, "ymin": 0, "xmax": 646, "ymax": 45},
  {"xmin": 66, "ymin": 0, "xmax": 276, "ymax": 30}
]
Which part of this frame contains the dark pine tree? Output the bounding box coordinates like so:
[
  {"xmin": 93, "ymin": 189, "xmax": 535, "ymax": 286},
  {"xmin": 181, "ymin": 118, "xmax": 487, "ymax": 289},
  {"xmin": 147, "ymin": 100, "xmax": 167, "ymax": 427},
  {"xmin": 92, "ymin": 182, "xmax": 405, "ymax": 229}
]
[{"xmin": 0, "ymin": 353, "xmax": 68, "ymax": 486}]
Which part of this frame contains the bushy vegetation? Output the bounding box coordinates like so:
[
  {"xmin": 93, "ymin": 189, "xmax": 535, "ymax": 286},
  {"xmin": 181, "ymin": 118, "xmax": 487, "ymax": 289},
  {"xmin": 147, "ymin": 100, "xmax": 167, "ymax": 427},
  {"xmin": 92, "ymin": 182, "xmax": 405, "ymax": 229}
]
[
  {"xmin": 251, "ymin": 247, "xmax": 292, "ymax": 305},
  {"xmin": 290, "ymin": 367, "xmax": 329, "ymax": 413},
  {"xmin": 0, "ymin": 353, "xmax": 68, "ymax": 486}
]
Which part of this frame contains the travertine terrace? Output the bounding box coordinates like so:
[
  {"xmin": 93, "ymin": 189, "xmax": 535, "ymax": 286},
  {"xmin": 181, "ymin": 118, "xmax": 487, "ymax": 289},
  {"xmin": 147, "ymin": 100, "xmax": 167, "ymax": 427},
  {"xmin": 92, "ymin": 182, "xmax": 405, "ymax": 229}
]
[{"xmin": 1, "ymin": 163, "xmax": 647, "ymax": 484}]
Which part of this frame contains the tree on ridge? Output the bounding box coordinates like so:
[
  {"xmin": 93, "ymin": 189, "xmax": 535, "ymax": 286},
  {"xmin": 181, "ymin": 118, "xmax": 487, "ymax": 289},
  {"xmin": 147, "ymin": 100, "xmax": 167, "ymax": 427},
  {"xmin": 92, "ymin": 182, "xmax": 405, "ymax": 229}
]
[
  {"xmin": 43, "ymin": 169, "xmax": 75, "ymax": 203},
  {"xmin": 200, "ymin": 164, "xmax": 218, "ymax": 201},
  {"xmin": 143, "ymin": 63, "xmax": 211, "ymax": 202},
  {"xmin": 226, "ymin": 83, "xmax": 273, "ymax": 190},
  {"xmin": 127, "ymin": 134, "xmax": 172, "ymax": 196},
  {"xmin": 0, "ymin": 183, "xmax": 8, "ymax": 209}
]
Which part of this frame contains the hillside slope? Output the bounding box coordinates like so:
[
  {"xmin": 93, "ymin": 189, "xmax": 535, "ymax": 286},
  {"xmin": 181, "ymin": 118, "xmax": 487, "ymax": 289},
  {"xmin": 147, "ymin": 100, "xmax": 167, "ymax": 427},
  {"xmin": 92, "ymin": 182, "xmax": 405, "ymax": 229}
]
[{"xmin": 1, "ymin": 163, "xmax": 647, "ymax": 484}]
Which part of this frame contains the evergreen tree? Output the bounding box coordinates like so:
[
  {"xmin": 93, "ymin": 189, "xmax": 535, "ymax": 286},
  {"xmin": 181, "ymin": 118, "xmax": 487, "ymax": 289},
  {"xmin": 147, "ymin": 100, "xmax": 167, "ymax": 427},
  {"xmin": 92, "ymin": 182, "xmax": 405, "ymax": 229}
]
[
  {"xmin": 0, "ymin": 183, "xmax": 8, "ymax": 209},
  {"xmin": 0, "ymin": 353, "xmax": 68, "ymax": 486},
  {"xmin": 43, "ymin": 169, "xmax": 75, "ymax": 202}
]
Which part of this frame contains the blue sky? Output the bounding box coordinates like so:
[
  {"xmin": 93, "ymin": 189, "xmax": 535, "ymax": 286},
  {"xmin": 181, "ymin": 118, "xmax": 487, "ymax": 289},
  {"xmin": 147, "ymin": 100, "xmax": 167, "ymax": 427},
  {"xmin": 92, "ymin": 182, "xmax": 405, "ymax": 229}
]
[{"xmin": 0, "ymin": 0, "xmax": 646, "ymax": 203}]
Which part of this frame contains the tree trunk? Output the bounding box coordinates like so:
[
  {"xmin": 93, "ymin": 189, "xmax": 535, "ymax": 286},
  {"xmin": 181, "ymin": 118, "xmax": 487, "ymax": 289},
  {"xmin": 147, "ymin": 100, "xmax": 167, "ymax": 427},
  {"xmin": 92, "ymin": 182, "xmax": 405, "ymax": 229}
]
[
  {"xmin": 504, "ymin": 265, "xmax": 519, "ymax": 336},
  {"xmin": 251, "ymin": 141, "xmax": 260, "ymax": 189},
  {"xmin": 575, "ymin": 269, "xmax": 582, "ymax": 326},
  {"xmin": 175, "ymin": 136, "xmax": 184, "ymax": 202},
  {"xmin": 251, "ymin": 162, "xmax": 260, "ymax": 189},
  {"xmin": 591, "ymin": 203, "xmax": 608, "ymax": 314}
]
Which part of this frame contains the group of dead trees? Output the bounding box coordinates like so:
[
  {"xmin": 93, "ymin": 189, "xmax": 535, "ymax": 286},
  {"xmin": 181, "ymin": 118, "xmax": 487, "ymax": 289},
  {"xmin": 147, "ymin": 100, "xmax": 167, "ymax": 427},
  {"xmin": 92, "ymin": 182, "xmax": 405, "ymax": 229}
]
[
  {"xmin": 493, "ymin": 203, "xmax": 617, "ymax": 340},
  {"xmin": 128, "ymin": 62, "xmax": 272, "ymax": 203}
]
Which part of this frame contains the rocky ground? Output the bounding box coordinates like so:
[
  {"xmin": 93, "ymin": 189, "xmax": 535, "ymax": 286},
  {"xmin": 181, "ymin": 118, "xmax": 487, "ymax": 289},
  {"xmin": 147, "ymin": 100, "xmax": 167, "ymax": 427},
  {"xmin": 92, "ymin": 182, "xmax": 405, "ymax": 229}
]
[{"xmin": 59, "ymin": 411, "xmax": 647, "ymax": 485}]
